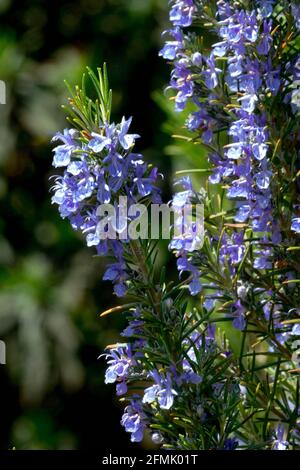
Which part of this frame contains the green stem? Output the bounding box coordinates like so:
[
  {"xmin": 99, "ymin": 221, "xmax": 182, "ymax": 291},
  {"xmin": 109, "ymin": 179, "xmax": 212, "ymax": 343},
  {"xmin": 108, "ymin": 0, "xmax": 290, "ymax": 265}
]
[{"xmin": 129, "ymin": 239, "xmax": 161, "ymax": 315}]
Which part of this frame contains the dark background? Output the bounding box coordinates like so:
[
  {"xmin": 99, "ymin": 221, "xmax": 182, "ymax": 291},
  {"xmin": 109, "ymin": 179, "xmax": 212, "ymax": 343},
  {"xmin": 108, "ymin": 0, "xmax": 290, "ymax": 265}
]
[{"xmin": 0, "ymin": 0, "xmax": 176, "ymax": 450}]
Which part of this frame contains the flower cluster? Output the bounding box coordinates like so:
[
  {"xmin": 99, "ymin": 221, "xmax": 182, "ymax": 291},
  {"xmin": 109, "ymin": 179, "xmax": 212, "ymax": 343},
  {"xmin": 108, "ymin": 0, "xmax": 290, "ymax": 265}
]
[
  {"xmin": 51, "ymin": 115, "xmax": 160, "ymax": 296},
  {"xmin": 213, "ymin": 4, "xmax": 281, "ymax": 243}
]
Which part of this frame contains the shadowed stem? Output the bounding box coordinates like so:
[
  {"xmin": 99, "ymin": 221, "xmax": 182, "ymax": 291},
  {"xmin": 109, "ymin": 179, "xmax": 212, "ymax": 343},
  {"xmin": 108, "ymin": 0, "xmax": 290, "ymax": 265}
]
[{"xmin": 129, "ymin": 239, "xmax": 162, "ymax": 315}]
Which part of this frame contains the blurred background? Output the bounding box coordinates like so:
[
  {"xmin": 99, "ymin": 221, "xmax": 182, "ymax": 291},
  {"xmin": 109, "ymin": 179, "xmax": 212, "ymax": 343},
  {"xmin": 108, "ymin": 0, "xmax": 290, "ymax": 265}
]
[{"xmin": 0, "ymin": 0, "xmax": 209, "ymax": 450}]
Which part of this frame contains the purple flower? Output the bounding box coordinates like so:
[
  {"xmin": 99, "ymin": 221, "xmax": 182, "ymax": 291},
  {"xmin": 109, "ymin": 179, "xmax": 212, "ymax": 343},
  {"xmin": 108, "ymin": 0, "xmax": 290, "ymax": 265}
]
[
  {"xmin": 180, "ymin": 357, "xmax": 202, "ymax": 385},
  {"xmin": 228, "ymin": 56, "xmax": 243, "ymax": 78},
  {"xmin": 221, "ymin": 232, "xmax": 245, "ymax": 266},
  {"xmin": 192, "ymin": 52, "xmax": 202, "ymax": 66},
  {"xmin": 226, "ymin": 144, "xmax": 243, "ymax": 160},
  {"xmin": 273, "ymin": 424, "xmax": 289, "ymax": 450},
  {"xmin": 253, "ymin": 142, "xmax": 268, "ymax": 161},
  {"xmin": 255, "ymin": 170, "xmax": 272, "ymax": 190},
  {"xmin": 232, "ymin": 299, "xmax": 246, "ymax": 330},
  {"xmin": 218, "ymin": 10, "xmax": 258, "ymax": 50},
  {"xmin": 292, "ymin": 3, "xmax": 300, "ymax": 30},
  {"xmin": 118, "ymin": 117, "xmax": 140, "ymax": 150},
  {"xmin": 174, "ymin": 255, "xmax": 201, "ymax": 295},
  {"xmin": 51, "ymin": 115, "xmax": 161, "ymax": 295},
  {"xmin": 266, "ymin": 68, "xmax": 281, "ymax": 95},
  {"xmin": 103, "ymin": 260, "xmax": 129, "ymax": 297},
  {"xmin": 187, "ymin": 108, "xmax": 216, "ymax": 142},
  {"xmin": 96, "ymin": 169, "xmax": 111, "ymax": 204},
  {"xmin": 88, "ymin": 133, "xmax": 111, "ymax": 153},
  {"xmin": 227, "ymin": 178, "xmax": 249, "ymax": 199},
  {"xmin": 291, "ymin": 217, "xmax": 300, "ymax": 233},
  {"xmin": 143, "ymin": 370, "xmax": 178, "ymax": 410},
  {"xmin": 188, "ymin": 277, "xmax": 201, "ymax": 296},
  {"xmin": 257, "ymin": 21, "xmax": 272, "ymax": 55},
  {"xmin": 121, "ymin": 399, "xmax": 147, "ymax": 442},
  {"xmin": 169, "ymin": 178, "xmax": 203, "ymax": 295},
  {"xmin": 203, "ymin": 55, "xmax": 221, "ymax": 90},
  {"xmin": 208, "ymin": 154, "xmax": 235, "ymax": 184},
  {"xmin": 159, "ymin": 27, "xmax": 184, "ymax": 60},
  {"xmin": 253, "ymin": 245, "xmax": 272, "ymax": 269},
  {"xmin": 116, "ymin": 381, "xmax": 128, "ymax": 396},
  {"xmin": 121, "ymin": 309, "xmax": 144, "ymax": 337},
  {"xmin": 169, "ymin": 0, "xmax": 195, "ymax": 28},
  {"xmin": 52, "ymin": 129, "xmax": 78, "ymax": 167},
  {"xmin": 235, "ymin": 203, "xmax": 250, "ymax": 223},
  {"xmin": 223, "ymin": 438, "xmax": 238, "ymax": 450},
  {"xmin": 238, "ymin": 94, "xmax": 258, "ymax": 114},
  {"xmin": 103, "ymin": 343, "xmax": 136, "ymax": 395},
  {"xmin": 257, "ymin": 1, "xmax": 275, "ymax": 18},
  {"xmin": 133, "ymin": 164, "xmax": 161, "ymax": 199},
  {"xmin": 170, "ymin": 58, "xmax": 194, "ymax": 111}
]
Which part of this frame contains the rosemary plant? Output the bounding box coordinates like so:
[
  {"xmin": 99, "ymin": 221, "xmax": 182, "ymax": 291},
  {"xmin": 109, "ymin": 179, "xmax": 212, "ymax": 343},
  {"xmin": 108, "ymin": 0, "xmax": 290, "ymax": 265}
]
[{"xmin": 49, "ymin": 1, "xmax": 300, "ymax": 450}]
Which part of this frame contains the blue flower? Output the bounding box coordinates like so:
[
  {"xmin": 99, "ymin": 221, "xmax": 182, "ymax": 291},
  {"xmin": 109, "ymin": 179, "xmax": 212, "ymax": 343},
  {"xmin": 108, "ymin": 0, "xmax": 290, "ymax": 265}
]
[
  {"xmin": 170, "ymin": 58, "xmax": 194, "ymax": 111},
  {"xmin": 238, "ymin": 94, "xmax": 258, "ymax": 114},
  {"xmin": 223, "ymin": 438, "xmax": 238, "ymax": 450},
  {"xmin": 257, "ymin": 1, "xmax": 275, "ymax": 18},
  {"xmin": 121, "ymin": 309, "xmax": 144, "ymax": 338},
  {"xmin": 292, "ymin": 2, "xmax": 300, "ymax": 30},
  {"xmin": 86, "ymin": 232, "xmax": 100, "ymax": 247},
  {"xmin": 103, "ymin": 260, "xmax": 129, "ymax": 297},
  {"xmin": 257, "ymin": 20, "xmax": 272, "ymax": 55},
  {"xmin": 188, "ymin": 277, "xmax": 201, "ymax": 296},
  {"xmin": 116, "ymin": 381, "xmax": 128, "ymax": 396},
  {"xmin": 52, "ymin": 146, "xmax": 73, "ymax": 167},
  {"xmin": 226, "ymin": 144, "xmax": 243, "ymax": 160},
  {"xmin": 228, "ymin": 56, "xmax": 243, "ymax": 78},
  {"xmin": 96, "ymin": 169, "xmax": 111, "ymax": 203},
  {"xmin": 203, "ymin": 55, "xmax": 221, "ymax": 90},
  {"xmin": 159, "ymin": 27, "xmax": 184, "ymax": 60},
  {"xmin": 253, "ymin": 245, "xmax": 272, "ymax": 269},
  {"xmin": 175, "ymin": 255, "xmax": 201, "ymax": 295},
  {"xmin": 232, "ymin": 300, "xmax": 246, "ymax": 330},
  {"xmin": 255, "ymin": 170, "xmax": 272, "ymax": 190},
  {"xmin": 221, "ymin": 232, "xmax": 245, "ymax": 266},
  {"xmin": 253, "ymin": 142, "xmax": 268, "ymax": 161},
  {"xmin": 168, "ymin": 177, "xmax": 203, "ymax": 294},
  {"xmin": 133, "ymin": 164, "xmax": 161, "ymax": 198},
  {"xmin": 292, "ymin": 324, "xmax": 300, "ymax": 336},
  {"xmin": 180, "ymin": 358, "xmax": 202, "ymax": 385},
  {"xmin": 51, "ymin": 114, "xmax": 161, "ymax": 295},
  {"xmin": 235, "ymin": 203, "xmax": 250, "ymax": 223}
]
